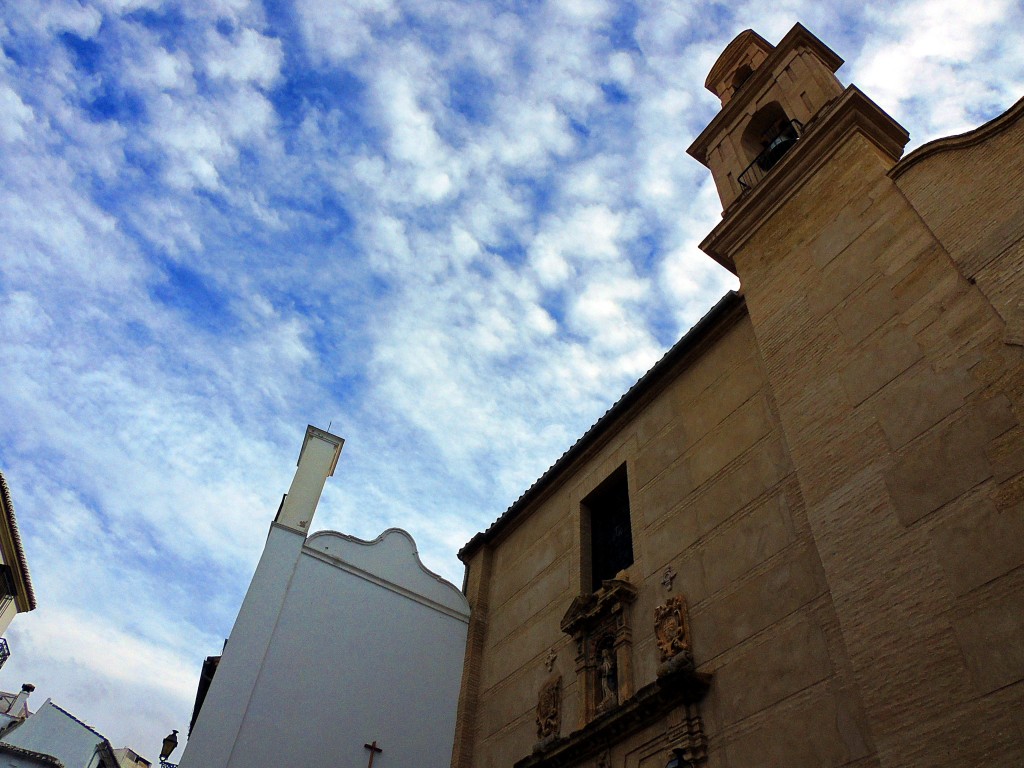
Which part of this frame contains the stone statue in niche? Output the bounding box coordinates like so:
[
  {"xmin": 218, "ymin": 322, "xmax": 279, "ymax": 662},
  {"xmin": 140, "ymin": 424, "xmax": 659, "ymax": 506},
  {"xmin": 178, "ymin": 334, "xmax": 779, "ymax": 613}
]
[
  {"xmin": 535, "ymin": 675, "xmax": 562, "ymax": 742},
  {"xmin": 655, "ymin": 595, "xmax": 693, "ymax": 675},
  {"xmin": 560, "ymin": 579, "xmax": 637, "ymax": 725},
  {"xmin": 597, "ymin": 646, "xmax": 617, "ymax": 711}
]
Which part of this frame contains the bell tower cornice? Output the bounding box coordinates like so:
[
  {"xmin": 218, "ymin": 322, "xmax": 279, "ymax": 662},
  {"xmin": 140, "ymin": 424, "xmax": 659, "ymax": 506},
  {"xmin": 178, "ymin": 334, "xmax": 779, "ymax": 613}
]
[{"xmin": 698, "ymin": 86, "xmax": 910, "ymax": 273}]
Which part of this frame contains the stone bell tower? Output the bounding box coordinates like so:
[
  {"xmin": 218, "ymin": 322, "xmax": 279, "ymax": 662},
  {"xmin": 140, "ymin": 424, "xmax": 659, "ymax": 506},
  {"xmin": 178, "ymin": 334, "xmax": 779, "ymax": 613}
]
[
  {"xmin": 686, "ymin": 23, "xmax": 1024, "ymax": 768},
  {"xmin": 688, "ymin": 26, "xmax": 846, "ymax": 212},
  {"xmin": 687, "ymin": 24, "xmax": 909, "ymax": 273}
]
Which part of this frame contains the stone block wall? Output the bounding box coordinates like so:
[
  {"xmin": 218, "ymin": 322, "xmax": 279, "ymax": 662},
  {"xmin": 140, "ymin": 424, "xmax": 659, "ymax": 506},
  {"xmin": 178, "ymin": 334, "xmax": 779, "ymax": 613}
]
[
  {"xmin": 455, "ymin": 309, "xmax": 876, "ymax": 768},
  {"xmin": 734, "ymin": 119, "xmax": 1024, "ymax": 766}
]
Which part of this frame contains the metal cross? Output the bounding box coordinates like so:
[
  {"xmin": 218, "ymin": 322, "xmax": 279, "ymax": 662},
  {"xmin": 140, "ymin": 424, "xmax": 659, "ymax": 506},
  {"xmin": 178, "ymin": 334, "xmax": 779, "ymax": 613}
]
[
  {"xmin": 662, "ymin": 566, "xmax": 676, "ymax": 592},
  {"xmin": 364, "ymin": 741, "xmax": 383, "ymax": 768}
]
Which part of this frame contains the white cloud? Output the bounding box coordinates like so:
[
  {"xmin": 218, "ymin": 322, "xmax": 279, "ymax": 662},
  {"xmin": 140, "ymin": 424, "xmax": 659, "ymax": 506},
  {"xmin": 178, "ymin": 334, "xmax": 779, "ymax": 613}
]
[
  {"xmin": 0, "ymin": 83, "xmax": 34, "ymax": 143},
  {"xmin": 295, "ymin": 0, "xmax": 400, "ymax": 63},
  {"xmin": 851, "ymin": 0, "xmax": 1024, "ymax": 141},
  {"xmin": 204, "ymin": 27, "xmax": 283, "ymax": 89},
  {"xmin": 126, "ymin": 43, "xmax": 195, "ymax": 92}
]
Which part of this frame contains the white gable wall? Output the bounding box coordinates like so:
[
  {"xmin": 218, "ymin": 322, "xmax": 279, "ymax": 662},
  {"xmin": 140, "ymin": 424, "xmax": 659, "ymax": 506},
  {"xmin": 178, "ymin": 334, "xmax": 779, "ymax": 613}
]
[
  {"xmin": 228, "ymin": 529, "xmax": 469, "ymax": 767},
  {"xmin": 1, "ymin": 701, "xmax": 105, "ymax": 768}
]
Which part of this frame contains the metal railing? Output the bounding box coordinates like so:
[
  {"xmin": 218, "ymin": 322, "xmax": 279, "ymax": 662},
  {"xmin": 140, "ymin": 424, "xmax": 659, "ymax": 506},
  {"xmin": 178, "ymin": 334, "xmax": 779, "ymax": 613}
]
[
  {"xmin": 737, "ymin": 119, "xmax": 804, "ymax": 193},
  {"xmin": 0, "ymin": 638, "xmax": 9, "ymax": 670}
]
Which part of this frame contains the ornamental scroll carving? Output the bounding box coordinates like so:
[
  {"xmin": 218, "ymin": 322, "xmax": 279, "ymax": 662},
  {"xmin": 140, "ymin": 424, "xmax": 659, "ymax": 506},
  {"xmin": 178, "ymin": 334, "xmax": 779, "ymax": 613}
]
[
  {"xmin": 536, "ymin": 675, "xmax": 562, "ymax": 741},
  {"xmin": 654, "ymin": 595, "xmax": 692, "ymax": 663}
]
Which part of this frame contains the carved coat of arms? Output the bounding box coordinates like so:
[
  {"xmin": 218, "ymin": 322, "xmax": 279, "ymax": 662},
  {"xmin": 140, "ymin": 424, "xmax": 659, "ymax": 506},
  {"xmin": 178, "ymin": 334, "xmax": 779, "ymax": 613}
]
[
  {"xmin": 654, "ymin": 595, "xmax": 691, "ymax": 662},
  {"xmin": 536, "ymin": 675, "xmax": 562, "ymax": 740}
]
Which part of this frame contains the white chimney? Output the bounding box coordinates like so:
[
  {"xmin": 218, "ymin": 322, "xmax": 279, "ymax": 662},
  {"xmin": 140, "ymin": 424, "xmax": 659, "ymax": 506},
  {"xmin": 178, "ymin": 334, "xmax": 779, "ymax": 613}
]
[
  {"xmin": 9, "ymin": 683, "xmax": 33, "ymax": 718},
  {"xmin": 275, "ymin": 426, "xmax": 344, "ymax": 534}
]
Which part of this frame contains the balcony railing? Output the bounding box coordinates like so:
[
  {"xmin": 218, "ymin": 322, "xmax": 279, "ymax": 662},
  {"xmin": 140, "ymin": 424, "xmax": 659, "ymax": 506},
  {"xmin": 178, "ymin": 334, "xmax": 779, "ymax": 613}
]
[
  {"xmin": 737, "ymin": 119, "xmax": 804, "ymax": 193},
  {"xmin": 0, "ymin": 638, "xmax": 10, "ymax": 670}
]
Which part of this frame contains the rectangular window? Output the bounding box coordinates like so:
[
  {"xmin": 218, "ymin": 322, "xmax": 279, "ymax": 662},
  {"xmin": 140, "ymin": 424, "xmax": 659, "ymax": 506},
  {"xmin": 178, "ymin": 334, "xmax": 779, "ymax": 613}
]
[{"xmin": 583, "ymin": 464, "xmax": 633, "ymax": 591}]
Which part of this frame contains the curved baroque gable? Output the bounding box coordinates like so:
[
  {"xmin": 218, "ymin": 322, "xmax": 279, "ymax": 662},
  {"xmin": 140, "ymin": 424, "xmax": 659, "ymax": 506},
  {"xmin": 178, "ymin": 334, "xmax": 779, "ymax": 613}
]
[{"xmin": 305, "ymin": 528, "xmax": 469, "ymax": 617}]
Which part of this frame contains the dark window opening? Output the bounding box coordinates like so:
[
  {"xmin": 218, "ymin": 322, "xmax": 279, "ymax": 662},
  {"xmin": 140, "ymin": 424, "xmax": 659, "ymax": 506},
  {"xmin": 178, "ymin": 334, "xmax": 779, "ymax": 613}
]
[
  {"xmin": 0, "ymin": 565, "xmax": 15, "ymax": 598},
  {"xmin": 731, "ymin": 64, "xmax": 753, "ymax": 92},
  {"xmin": 584, "ymin": 465, "xmax": 633, "ymax": 590}
]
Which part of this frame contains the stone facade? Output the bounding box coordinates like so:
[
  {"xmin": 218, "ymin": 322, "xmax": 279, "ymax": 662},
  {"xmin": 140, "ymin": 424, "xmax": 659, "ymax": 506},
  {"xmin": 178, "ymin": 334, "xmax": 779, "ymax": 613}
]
[{"xmin": 451, "ymin": 24, "xmax": 1024, "ymax": 768}]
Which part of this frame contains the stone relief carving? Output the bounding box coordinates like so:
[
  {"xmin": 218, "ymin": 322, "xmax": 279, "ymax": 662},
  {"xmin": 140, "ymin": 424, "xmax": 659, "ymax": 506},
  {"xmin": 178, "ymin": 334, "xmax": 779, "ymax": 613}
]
[
  {"xmin": 536, "ymin": 675, "xmax": 562, "ymax": 741},
  {"xmin": 654, "ymin": 595, "xmax": 692, "ymax": 663},
  {"xmin": 521, "ymin": 590, "xmax": 711, "ymax": 768}
]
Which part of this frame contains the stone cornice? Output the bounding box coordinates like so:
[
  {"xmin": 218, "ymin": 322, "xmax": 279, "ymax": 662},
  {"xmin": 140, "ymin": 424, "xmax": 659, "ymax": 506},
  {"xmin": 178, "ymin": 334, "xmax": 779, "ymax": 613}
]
[
  {"xmin": 699, "ymin": 86, "xmax": 910, "ymax": 273},
  {"xmin": 687, "ymin": 23, "xmax": 844, "ymax": 166},
  {"xmin": 560, "ymin": 580, "xmax": 638, "ymax": 637},
  {"xmin": 890, "ymin": 94, "xmax": 1024, "ymax": 180},
  {"xmin": 513, "ymin": 665, "xmax": 711, "ymax": 768},
  {"xmin": 704, "ymin": 29, "xmax": 773, "ymax": 97}
]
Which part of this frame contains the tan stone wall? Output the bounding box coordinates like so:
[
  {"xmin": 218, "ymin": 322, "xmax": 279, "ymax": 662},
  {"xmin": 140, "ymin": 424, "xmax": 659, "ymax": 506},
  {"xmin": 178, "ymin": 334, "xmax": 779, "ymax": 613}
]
[
  {"xmin": 893, "ymin": 99, "xmax": 1024, "ymax": 345},
  {"xmin": 456, "ymin": 308, "xmax": 877, "ymax": 768},
  {"xmin": 734, "ymin": 124, "xmax": 1024, "ymax": 767}
]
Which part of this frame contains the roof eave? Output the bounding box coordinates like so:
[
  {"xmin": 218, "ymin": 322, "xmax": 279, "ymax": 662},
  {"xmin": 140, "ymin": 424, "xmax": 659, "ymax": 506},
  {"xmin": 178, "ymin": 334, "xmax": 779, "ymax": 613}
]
[{"xmin": 459, "ymin": 290, "xmax": 745, "ymax": 562}]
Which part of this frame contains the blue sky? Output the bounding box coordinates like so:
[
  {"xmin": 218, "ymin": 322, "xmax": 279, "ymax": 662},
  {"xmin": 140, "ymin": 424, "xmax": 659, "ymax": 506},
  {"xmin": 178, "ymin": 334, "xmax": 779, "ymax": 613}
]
[{"xmin": 1, "ymin": 0, "xmax": 1022, "ymax": 759}]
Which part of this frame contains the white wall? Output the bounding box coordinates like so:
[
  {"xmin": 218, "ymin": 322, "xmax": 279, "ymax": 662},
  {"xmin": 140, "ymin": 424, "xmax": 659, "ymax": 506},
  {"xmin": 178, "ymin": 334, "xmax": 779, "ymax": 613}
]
[
  {"xmin": 183, "ymin": 528, "xmax": 469, "ymax": 768},
  {"xmin": 1, "ymin": 701, "xmax": 103, "ymax": 768},
  {"xmin": 0, "ymin": 594, "xmax": 19, "ymax": 636},
  {"xmin": 180, "ymin": 524, "xmax": 306, "ymax": 768}
]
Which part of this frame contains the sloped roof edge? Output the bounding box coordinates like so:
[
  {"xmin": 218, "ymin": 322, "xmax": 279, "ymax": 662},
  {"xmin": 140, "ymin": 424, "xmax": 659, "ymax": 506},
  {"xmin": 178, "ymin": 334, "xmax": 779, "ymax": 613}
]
[
  {"xmin": 0, "ymin": 742, "xmax": 65, "ymax": 767},
  {"xmin": 459, "ymin": 290, "xmax": 744, "ymax": 562},
  {"xmin": 0, "ymin": 471, "xmax": 37, "ymax": 611},
  {"xmin": 890, "ymin": 93, "xmax": 1024, "ymax": 179}
]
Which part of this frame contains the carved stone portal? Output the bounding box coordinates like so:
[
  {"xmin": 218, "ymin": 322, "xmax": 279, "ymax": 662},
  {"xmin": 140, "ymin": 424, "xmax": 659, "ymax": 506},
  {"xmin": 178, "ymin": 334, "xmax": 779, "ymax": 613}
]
[
  {"xmin": 654, "ymin": 595, "xmax": 692, "ymax": 664},
  {"xmin": 560, "ymin": 578, "xmax": 637, "ymax": 725},
  {"xmin": 536, "ymin": 675, "xmax": 562, "ymax": 742}
]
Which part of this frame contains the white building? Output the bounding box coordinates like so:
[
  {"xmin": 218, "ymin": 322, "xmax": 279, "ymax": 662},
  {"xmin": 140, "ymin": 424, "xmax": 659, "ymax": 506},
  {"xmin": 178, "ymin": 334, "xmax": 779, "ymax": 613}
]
[
  {"xmin": 0, "ymin": 699, "xmax": 118, "ymax": 768},
  {"xmin": 181, "ymin": 426, "xmax": 470, "ymax": 768},
  {"xmin": 0, "ymin": 742, "xmax": 63, "ymax": 768},
  {"xmin": 0, "ymin": 684, "xmax": 36, "ymax": 735}
]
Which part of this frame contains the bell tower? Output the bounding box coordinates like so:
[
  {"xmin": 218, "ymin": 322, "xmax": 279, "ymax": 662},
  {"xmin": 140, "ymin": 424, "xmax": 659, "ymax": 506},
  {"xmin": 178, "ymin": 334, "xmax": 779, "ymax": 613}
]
[
  {"xmin": 687, "ymin": 25, "xmax": 847, "ymax": 214},
  {"xmin": 684, "ymin": 23, "xmax": 1024, "ymax": 768},
  {"xmin": 687, "ymin": 24, "xmax": 910, "ymax": 275}
]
